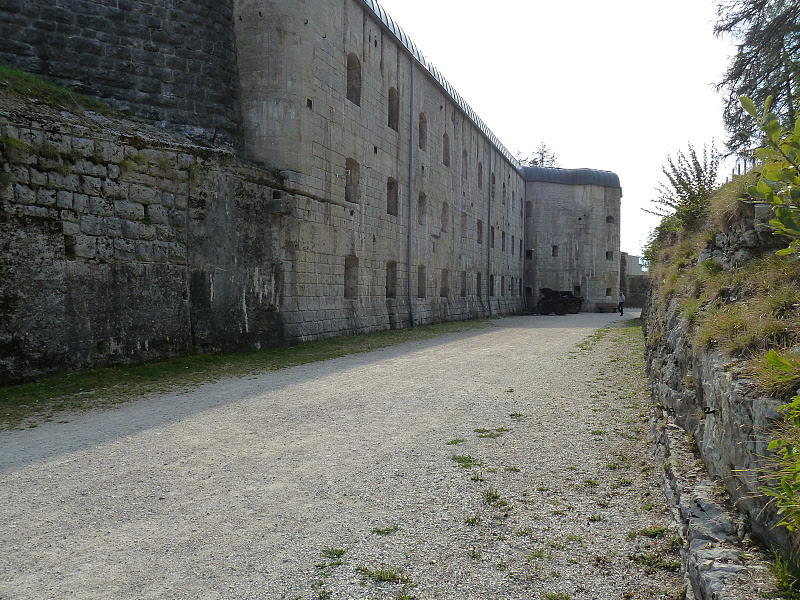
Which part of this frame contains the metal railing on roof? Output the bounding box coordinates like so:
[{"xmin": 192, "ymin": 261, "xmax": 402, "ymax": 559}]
[{"xmin": 360, "ymin": 0, "xmax": 522, "ymax": 171}]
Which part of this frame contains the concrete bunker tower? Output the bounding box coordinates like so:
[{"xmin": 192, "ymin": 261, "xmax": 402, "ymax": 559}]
[{"xmin": 523, "ymin": 167, "xmax": 622, "ymax": 311}]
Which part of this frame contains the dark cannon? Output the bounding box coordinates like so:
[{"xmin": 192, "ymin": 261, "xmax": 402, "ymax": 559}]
[
  {"xmin": 559, "ymin": 290, "xmax": 583, "ymax": 314},
  {"xmin": 536, "ymin": 288, "xmax": 583, "ymax": 315}
]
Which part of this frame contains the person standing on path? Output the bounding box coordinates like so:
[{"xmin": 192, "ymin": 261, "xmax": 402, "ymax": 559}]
[{"xmin": 618, "ymin": 292, "xmax": 625, "ymax": 315}]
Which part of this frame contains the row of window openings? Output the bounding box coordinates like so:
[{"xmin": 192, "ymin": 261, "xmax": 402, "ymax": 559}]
[
  {"xmin": 345, "ymin": 258, "xmax": 523, "ymax": 300},
  {"xmin": 346, "ymin": 54, "xmax": 520, "ymax": 207},
  {"xmin": 348, "ymin": 54, "xmax": 400, "ymax": 131},
  {"xmin": 550, "ymin": 246, "xmax": 616, "ymax": 261},
  {"xmin": 349, "ymin": 161, "xmax": 519, "ymax": 217}
]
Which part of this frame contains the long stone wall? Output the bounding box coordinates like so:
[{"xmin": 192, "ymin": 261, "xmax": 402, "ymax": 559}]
[
  {"xmin": 0, "ymin": 0, "xmax": 241, "ymax": 147},
  {"xmin": 234, "ymin": 0, "xmax": 528, "ymax": 318},
  {"xmin": 0, "ymin": 88, "xmax": 529, "ymax": 383},
  {"xmin": 0, "ymin": 0, "xmax": 624, "ymax": 382}
]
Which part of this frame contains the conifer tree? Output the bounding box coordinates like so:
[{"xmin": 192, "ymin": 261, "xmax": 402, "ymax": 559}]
[{"xmin": 715, "ymin": 0, "xmax": 800, "ymax": 157}]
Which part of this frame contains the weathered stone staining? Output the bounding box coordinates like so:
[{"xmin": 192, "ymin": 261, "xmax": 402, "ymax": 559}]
[{"xmin": 0, "ymin": 0, "xmax": 622, "ymax": 383}]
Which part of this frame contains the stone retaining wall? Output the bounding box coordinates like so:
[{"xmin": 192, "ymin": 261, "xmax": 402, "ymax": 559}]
[
  {"xmin": 0, "ymin": 111, "xmax": 282, "ymax": 383},
  {"xmin": 643, "ymin": 208, "xmax": 789, "ymax": 553}
]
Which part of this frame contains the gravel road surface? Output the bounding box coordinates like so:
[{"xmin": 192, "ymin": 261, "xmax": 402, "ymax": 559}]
[{"xmin": 1, "ymin": 312, "xmax": 683, "ymax": 599}]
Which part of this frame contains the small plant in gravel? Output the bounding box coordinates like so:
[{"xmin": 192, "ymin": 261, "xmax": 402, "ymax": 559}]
[
  {"xmin": 612, "ymin": 478, "xmax": 634, "ymax": 489},
  {"xmin": 543, "ymin": 592, "xmax": 571, "ymax": 600},
  {"xmin": 530, "ymin": 548, "xmax": 550, "ymax": 559},
  {"xmin": 394, "ymin": 588, "xmax": 416, "ymax": 600},
  {"xmin": 636, "ymin": 526, "xmax": 668, "ymax": 539},
  {"xmin": 547, "ymin": 540, "xmax": 567, "ymax": 550},
  {"xmin": 565, "ymin": 533, "xmax": 584, "ymax": 543},
  {"xmin": 505, "ymin": 466, "xmax": 521, "ymax": 472},
  {"xmin": 356, "ymin": 565, "xmax": 410, "ymax": 583},
  {"xmin": 446, "ymin": 438, "xmax": 465, "ymax": 445},
  {"xmin": 593, "ymin": 552, "xmax": 614, "ymax": 565},
  {"xmin": 451, "ymin": 454, "xmax": 482, "ymax": 468},
  {"xmin": 316, "ymin": 547, "xmax": 347, "ymax": 569},
  {"xmin": 372, "ymin": 524, "xmax": 399, "ymax": 535},
  {"xmin": 483, "ymin": 487, "xmax": 501, "ymax": 503},
  {"xmin": 509, "ymin": 412, "xmax": 524, "ymax": 420},
  {"xmin": 470, "ymin": 470, "xmax": 485, "ymax": 482},
  {"xmin": 464, "ymin": 515, "xmax": 480, "ymax": 526},
  {"xmin": 474, "ymin": 427, "xmax": 511, "ymax": 439},
  {"xmin": 629, "ymin": 553, "xmax": 680, "ymax": 573},
  {"xmin": 588, "ymin": 514, "xmax": 604, "ymax": 522},
  {"xmin": 311, "ymin": 580, "xmax": 332, "ymax": 599},
  {"xmin": 583, "ymin": 479, "xmax": 599, "ymax": 488}
]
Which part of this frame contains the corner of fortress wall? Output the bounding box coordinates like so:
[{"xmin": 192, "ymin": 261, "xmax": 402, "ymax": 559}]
[{"xmin": 0, "ymin": 0, "xmax": 622, "ymax": 382}]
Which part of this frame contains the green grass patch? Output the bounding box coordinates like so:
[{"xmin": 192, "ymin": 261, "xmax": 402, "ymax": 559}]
[
  {"xmin": 629, "ymin": 553, "xmax": 680, "ymax": 573},
  {"xmin": 769, "ymin": 550, "xmax": 800, "ymax": 599},
  {"xmin": 316, "ymin": 547, "xmax": 346, "ymax": 569},
  {"xmin": 356, "ymin": 565, "xmax": 409, "ymax": 584},
  {"xmin": 0, "ymin": 63, "xmax": 115, "ymax": 114},
  {"xmin": 452, "ymin": 454, "xmax": 482, "ymax": 469},
  {"xmin": 627, "ymin": 526, "xmax": 667, "ymax": 539},
  {"xmin": 0, "ymin": 318, "xmax": 494, "ymax": 430},
  {"xmin": 372, "ymin": 524, "xmax": 399, "ymax": 536}
]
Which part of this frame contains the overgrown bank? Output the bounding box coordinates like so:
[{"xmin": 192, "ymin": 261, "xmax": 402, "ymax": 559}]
[{"xmin": 642, "ymin": 102, "xmax": 800, "ymax": 589}]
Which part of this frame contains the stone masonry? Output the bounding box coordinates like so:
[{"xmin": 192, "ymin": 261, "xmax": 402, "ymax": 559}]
[
  {"xmin": 0, "ymin": 0, "xmax": 241, "ymax": 147},
  {"xmin": 0, "ymin": 0, "xmax": 623, "ymax": 382}
]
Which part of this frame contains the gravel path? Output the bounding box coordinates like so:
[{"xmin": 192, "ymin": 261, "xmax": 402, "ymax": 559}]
[{"xmin": 0, "ymin": 312, "xmax": 682, "ymax": 600}]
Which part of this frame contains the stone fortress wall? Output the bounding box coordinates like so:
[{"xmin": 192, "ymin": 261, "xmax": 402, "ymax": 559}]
[
  {"xmin": 0, "ymin": 0, "xmax": 241, "ymax": 147},
  {"xmin": 235, "ymin": 0, "xmax": 528, "ymax": 328},
  {"xmin": 0, "ymin": 0, "xmax": 623, "ymax": 383}
]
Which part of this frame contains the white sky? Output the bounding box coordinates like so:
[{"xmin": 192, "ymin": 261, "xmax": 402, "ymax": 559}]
[{"xmin": 375, "ymin": 0, "xmax": 735, "ymax": 255}]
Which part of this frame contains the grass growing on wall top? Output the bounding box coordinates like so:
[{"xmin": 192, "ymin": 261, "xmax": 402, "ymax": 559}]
[
  {"xmin": 0, "ymin": 63, "xmax": 115, "ymax": 114},
  {"xmin": 646, "ymin": 174, "xmax": 800, "ymax": 394},
  {"xmin": 0, "ymin": 318, "xmax": 494, "ymax": 431}
]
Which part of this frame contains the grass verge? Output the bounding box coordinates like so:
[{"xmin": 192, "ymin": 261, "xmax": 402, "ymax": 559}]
[
  {"xmin": 0, "ymin": 63, "xmax": 115, "ymax": 114},
  {"xmin": 0, "ymin": 318, "xmax": 494, "ymax": 430}
]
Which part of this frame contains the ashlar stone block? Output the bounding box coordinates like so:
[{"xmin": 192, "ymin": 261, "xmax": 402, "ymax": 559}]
[
  {"xmin": 74, "ymin": 234, "xmax": 97, "ymax": 259},
  {"xmin": 115, "ymin": 200, "xmax": 144, "ymax": 221}
]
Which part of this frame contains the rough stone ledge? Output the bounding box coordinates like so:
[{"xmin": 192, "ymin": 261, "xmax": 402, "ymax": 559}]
[{"xmin": 651, "ymin": 408, "xmax": 777, "ymax": 599}]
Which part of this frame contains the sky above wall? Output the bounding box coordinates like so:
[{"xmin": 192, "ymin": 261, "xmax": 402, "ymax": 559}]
[{"xmin": 375, "ymin": 0, "xmax": 734, "ymax": 256}]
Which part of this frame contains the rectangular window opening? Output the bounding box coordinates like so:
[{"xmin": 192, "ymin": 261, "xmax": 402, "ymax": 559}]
[
  {"xmin": 417, "ymin": 265, "xmax": 427, "ymax": 298},
  {"xmin": 344, "ymin": 255, "xmax": 358, "ymax": 298},
  {"xmin": 386, "ymin": 261, "xmax": 397, "ymax": 298},
  {"xmin": 386, "ymin": 177, "xmax": 398, "ymax": 216}
]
